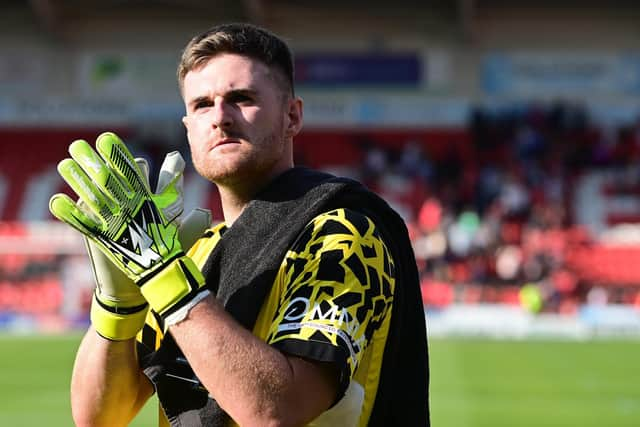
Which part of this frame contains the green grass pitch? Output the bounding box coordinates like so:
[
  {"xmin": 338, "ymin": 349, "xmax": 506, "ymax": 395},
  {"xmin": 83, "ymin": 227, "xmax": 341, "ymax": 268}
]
[
  {"xmin": 429, "ymin": 338, "xmax": 640, "ymax": 427},
  {"xmin": 0, "ymin": 333, "xmax": 156, "ymax": 427},
  {"xmin": 0, "ymin": 334, "xmax": 638, "ymax": 426}
]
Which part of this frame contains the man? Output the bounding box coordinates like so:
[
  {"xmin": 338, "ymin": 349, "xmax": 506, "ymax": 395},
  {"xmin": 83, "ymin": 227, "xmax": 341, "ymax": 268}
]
[{"xmin": 56, "ymin": 23, "xmax": 429, "ymax": 426}]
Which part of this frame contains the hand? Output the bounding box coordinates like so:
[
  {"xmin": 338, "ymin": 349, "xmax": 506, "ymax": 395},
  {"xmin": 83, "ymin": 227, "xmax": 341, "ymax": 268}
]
[
  {"xmin": 84, "ymin": 153, "xmax": 211, "ymax": 340},
  {"xmin": 86, "ymin": 207, "xmax": 212, "ymax": 340},
  {"xmin": 50, "ymin": 132, "xmax": 208, "ymax": 332}
]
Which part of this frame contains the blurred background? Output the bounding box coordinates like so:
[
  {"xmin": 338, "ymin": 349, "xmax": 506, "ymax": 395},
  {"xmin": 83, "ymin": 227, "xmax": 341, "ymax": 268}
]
[{"xmin": 1, "ymin": 1, "xmax": 639, "ymax": 426}]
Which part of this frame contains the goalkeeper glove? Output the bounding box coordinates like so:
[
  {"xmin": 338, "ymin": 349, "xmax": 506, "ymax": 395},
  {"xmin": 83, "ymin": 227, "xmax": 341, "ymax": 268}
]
[
  {"xmin": 50, "ymin": 132, "xmax": 209, "ymax": 331},
  {"xmin": 85, "ymin": 155, "xmax": 212, "ymax": 340}
]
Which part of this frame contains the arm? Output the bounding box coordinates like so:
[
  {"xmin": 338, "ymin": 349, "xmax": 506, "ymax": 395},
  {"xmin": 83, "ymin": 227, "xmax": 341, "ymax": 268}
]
[
  {"xmin": 48, "ymin": 135, "xmax": 343, "ymax": 426},
  {"xmin": 169, "ymin": 208, "xmax": 392, "ymax": 427},
  {"xmin": 70, "ymin": 327, "xmax": 154, "ymax": 427},
  {"xmin": 169, "ymin": 296, "xmax": 339, "ymax": 427},
  {"xmin": 47, "ymin": 135, "xmax": 212, "ymax": 425}
]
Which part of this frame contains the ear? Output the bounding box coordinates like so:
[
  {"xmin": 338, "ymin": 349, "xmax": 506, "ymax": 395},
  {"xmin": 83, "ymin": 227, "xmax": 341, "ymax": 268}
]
[
  {"xmin": 182, "ymin": 115, "xmax": 193, "ymax": 136},
  {"xmin": 285, "ymin": 97, "xmax": 303, "ymax": 138}
]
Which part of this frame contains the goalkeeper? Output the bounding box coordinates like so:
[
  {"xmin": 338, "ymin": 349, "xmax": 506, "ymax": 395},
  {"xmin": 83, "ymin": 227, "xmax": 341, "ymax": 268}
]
[{"xmin": 51, "ymin": 23, "xmax": 430, "ymax": 427}]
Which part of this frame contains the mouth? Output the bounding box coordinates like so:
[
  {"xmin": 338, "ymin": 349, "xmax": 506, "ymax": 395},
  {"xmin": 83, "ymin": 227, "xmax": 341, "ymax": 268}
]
[{"xmin": 212, "ymin": 138, "xmax": 242, "ymax": 149}]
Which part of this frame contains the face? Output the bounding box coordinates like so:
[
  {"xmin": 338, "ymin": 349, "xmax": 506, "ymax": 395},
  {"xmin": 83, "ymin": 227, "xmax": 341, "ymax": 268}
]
[{"xmin": 182, "ymin": 53, "xmax": 302, "ymax": 190}]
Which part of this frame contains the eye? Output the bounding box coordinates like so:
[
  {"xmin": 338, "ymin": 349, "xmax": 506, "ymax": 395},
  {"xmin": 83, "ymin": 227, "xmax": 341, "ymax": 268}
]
[
  {"xmin": 194, "ymin": 99, "xmax": 214, "ymax": 110},
  {"xmin": 227, "ymin": 93, "xmax": 253, "ymax": 104}
]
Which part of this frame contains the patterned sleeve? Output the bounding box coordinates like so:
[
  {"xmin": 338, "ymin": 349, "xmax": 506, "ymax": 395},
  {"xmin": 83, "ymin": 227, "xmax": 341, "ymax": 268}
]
[{"xmin": 266, "ymin": 208, "xmax": 395, "ymax": 396}]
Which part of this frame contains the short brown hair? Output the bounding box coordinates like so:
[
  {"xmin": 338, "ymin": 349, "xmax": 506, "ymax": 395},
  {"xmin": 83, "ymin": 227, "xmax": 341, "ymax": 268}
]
[{"xmin": 177, "ymin": 23, "xmax": 295, "ymax": 96}]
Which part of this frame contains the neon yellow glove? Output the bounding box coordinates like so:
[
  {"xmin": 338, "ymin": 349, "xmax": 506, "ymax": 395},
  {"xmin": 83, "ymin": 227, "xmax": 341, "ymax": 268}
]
[
  {"xmin": 85, "ymin": 153, "xmax": 212, "ymax": 340},
  {"xmin": 88, "ymin": 207, "xmax": 211, "ymax": 340},
  {"xmin": 85, "ymin": 155, "xmax": 161, "ymax": 340},
  {"xmin": 49, "ymin": 132, "xmax": 208, "ymax": 330}
]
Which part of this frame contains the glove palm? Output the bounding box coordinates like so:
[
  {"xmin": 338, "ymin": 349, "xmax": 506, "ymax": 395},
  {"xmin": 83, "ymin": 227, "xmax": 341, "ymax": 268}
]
[
  {"xmin": 51, "ymin": 133, "xmax": 182, "ymax": 280},
  {"xmin": 50, "ymin": 132, "xmax": 207, "ymax": 332}
]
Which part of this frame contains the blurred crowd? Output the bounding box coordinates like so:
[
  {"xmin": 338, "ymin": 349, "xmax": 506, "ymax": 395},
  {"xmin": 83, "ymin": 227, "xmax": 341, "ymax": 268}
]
[
  {"xmin": 2, "ymin": 101, "xmax": 640, "ymax": 322},
  {"xmin": 357, "ymin": 101, "xmax": 640, "ymax": 314}
]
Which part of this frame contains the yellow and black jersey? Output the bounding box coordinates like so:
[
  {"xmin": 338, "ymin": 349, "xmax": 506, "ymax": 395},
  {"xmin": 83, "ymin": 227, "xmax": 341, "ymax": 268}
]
[{"xmin": 137, "ymin": 208, "xmax": 395, "ymax": 427}]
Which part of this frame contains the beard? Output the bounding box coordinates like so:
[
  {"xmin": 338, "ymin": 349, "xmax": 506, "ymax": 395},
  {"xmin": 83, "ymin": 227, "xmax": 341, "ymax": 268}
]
[{"xmin": 190, "ymin": 121, "xmax": 288, "ymax": 189}]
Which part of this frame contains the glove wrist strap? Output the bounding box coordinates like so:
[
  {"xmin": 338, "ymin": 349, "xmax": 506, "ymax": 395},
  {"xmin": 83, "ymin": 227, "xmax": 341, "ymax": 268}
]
[
  {"xmin": 139, "ymin": 255, "xmax": 206, "ymax": 319},
  {"xmin": 90, "ymin": 293, "xmax": 148, "ymax": 341}
]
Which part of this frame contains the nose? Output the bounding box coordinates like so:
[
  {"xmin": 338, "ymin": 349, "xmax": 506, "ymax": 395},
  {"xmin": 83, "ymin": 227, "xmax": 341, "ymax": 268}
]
[{"xmin": 211, "ymin": 99, "xmax": 233, "ymax": 130}]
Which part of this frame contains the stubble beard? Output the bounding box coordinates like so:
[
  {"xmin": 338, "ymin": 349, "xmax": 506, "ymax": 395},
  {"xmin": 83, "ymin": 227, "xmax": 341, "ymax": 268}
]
[{"xmin": 193, "ymin": 123, "xmax": 287, "ymax": 190}]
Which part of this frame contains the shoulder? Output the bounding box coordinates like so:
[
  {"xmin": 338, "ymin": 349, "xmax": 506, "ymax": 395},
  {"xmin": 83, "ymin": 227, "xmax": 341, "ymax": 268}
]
[
  {"xmin": 287, "ymin": 208, "xmax": 395, "ymax": 279},
  {"xmin": 188, "ymin": 221, "xmax": 227, "ymax": 267},
  {"xmin": 293, "ymin": 208, "xmax": 383, "ymax": 250}
]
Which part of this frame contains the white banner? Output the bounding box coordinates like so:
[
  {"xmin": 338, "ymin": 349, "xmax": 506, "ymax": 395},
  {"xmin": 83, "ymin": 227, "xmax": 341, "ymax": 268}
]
[
  {"xmin": 427, "ymin": 304, "xmax": 640, "ymax": 339},
  {"xmin": 483, "ymin": 52, "xmax": 640, "ymax": 96},
  {"xmin": 77, "ymin": 51, "xmax": 181, "ymax": 101},
  {"xmin": 0, "ymin": 52, "xmax": 47, "ymax": 95}
]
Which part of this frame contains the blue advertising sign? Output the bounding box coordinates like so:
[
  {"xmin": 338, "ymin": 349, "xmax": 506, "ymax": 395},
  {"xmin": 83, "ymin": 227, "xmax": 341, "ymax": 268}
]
[{"xmin": 295, "ymin": 53, "xmax": 421, "ymax": 87}]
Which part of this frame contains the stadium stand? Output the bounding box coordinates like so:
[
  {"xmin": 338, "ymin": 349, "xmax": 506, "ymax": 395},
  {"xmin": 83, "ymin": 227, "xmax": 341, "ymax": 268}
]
[
  {"xmin": 3, "ymin": 103, "xmax": 640, "ymax": 321},
  {"xmin": 2, "ymin": 1, "xmax": 640, "ymax": 332}
]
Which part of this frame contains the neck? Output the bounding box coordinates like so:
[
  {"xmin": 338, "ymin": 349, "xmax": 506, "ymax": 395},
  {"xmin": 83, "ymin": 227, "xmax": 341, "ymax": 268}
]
[
  {"xmin": 218, "ymin": 186, "xmax": 252, "ymax": 226},
  {"xmin": 217, "ymin": 165, "xmax": 294, "ymax": 226}
]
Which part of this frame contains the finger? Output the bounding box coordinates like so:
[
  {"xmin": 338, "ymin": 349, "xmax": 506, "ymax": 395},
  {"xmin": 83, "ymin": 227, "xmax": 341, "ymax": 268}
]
[
  {"xmin": 154, "ymin": 151, "xmax": 185, "ymax": 222},
  {"xmin": 76, "ymin": 198, "xmax": 103, "ymax": 225},
  {"xmin": 68, "ymin": 139, "xmax": 126, "ymax": 211},
  {"xmin": 95, "ymin": 132, "xmax": 148, "ymax": 195},
  {"xmin": 178, "ymin": 208, "xmax": 212, "ymax": 250},
  {"xmin": 156, "ymin": 151, "xmax": 185, "ymax": 194},
  {"xmin": 49, "ymin": 193, "xmax": 101, "ymax": 236},
  {"xmin": 57, "ymin": 158, "xmax": 113, "ymax": 223},
  {"xmin": 135, "ymin": 157, "xmax": 151, "ymax": 189}
]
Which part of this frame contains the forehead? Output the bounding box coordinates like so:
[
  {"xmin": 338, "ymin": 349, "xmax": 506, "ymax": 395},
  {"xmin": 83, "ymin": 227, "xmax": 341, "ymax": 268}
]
[{"xmin": 183, "ymin": 53, "xmax": 275, "ymax": 96}]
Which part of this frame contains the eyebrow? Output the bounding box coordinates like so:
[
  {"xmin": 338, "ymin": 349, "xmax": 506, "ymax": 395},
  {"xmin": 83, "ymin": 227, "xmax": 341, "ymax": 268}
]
[
  {"xmin": 188, "ymin": 88, "xmax": 259, "ymax": 109},
  {"xmin": 188, "ymin": 95, "xmax": 211, "ymax": 110}
]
